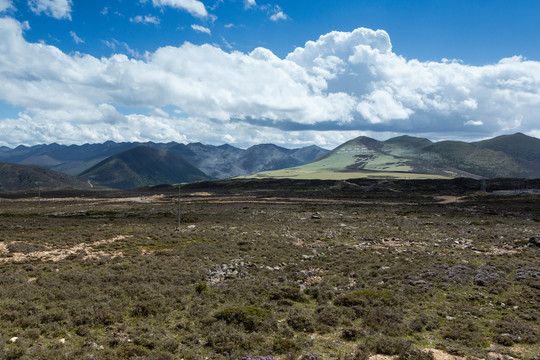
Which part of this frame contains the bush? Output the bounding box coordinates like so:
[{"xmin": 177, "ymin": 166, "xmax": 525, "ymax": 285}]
[
  {"xmin": 367, "ymin": 335, "xmax": 412, "ymax": 355},
  {"xmin": 115, "ymin": 343, "xmax": 151, "ymax": 358},
  {"xmin": 334, "ymin": 289, "xmax": 398, "ymax": 307},
  {"xmin": 270, "ymin": 286, "xmax": 308, "ymax": 303},
  {"xmin": 345, "ymin": 345, "xmax": 370, "ymax": 360},
  {"xmin": 407, "ymin": 314, "xmax": 438, "ymax": 333},
  {"xmin": 364, "ymin": 306, "xmax": 404, "ymax": 335},
  {"xmin": 495, "ymin": 317, "xmax": 539, "ymax": 344},
  {"xmin": 272, "ymin": 338, "xmax": 298, "ymax": 354},
  {"xmin": 314, "ymin": 305, "xmax": 341, "ymax": 327},
  {"xmin": 194, "ymin": 282, "xmax": 208, "ymax": 294},
  {"xmin": 215, "ymin": 307, "xmax": 271, "ymax": 332},
  {"xmin": 440, "ymin": 320, "xmax": 486, "ymax": 347},
  {"xmin": 286, "ymin": 310, "xmax": 314, "ymax": 333}
]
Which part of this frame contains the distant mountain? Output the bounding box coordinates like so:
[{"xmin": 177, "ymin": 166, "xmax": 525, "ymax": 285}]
[
  {"xmin": 0, "ymin": 162, "xmax": 90, "ymax": 192},
  {"xmin": 0, "ymin": 141, "xmax": 150, "ymax": 175},
  {"xmin": 168, "ymin": 142, "xmax": 329, "ymax": 178},
  {"xmin": 78, "ymin": 146, "xmax": 212, "ymax": 189},
  {"xmin": 0, "ymin": 141, "xmax": 329, "ymax": 179},
  {"xmin": 473, "ymin": 133, "xmax": 540, "ymax": 163},
  {"xmin": 248, "ymin": 133, "xmax": 540, "ymax": 180}
]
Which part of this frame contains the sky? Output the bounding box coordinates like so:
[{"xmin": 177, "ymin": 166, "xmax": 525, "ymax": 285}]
[{"xmin": 0, "ymin": 0, "xmax": 539, "ymax": 149}]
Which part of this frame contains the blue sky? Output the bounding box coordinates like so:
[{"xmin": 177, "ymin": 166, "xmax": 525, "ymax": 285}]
[{"xmin": 0, "ymin": 0, "xmax": 539, "ymax": 148}]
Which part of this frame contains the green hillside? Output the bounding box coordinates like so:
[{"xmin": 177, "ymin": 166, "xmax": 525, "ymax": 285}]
[
  {"xmin": 474, "ymin": 133, "xmax": 540, "ymax": 163},
  {"xmin": 421, "ymin": 140, "xmax": 540, "ymax": 178},
  {"xmin": 78, "ymin": 146, "xmax": 212, "ymax": 189},
  {"xmin": 247, "ymin": 133, "xmax": 540, "ymax": 180}
]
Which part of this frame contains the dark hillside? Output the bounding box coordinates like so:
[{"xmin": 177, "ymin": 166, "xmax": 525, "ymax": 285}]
[
  {"xmin": 78, "ymin": 146, "xmax": 212, "ymax": 189},
  {"xmin": 0, "ymin": 162, "xmax": 90, "ymax": 192}
]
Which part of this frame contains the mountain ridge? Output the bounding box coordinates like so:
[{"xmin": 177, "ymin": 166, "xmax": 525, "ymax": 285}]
[
  {"xmin": 0, "ymin": 162, "xmax": 91, "ymax": 192},
  {"xmin": 248, "ymin": 133, "xmax": 540, "ymax": 180},
  {"xmin": 0, "ymin": 141, "xmax": 329, "ymax": 179},
  {"xmin": 78, "ymin": 146, "xmax": 213, "ymax": 189}
]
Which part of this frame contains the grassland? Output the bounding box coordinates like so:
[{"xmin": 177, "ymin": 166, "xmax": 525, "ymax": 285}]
[
  {"xmin": 246, "ymin": 167, "xmax": 451, "ymax": 180},
  {"xmin": 0, "ymin": 181, "xmax": 538, "ymax": 359}
]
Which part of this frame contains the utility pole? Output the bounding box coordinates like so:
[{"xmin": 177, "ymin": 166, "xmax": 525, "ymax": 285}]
[
  {"xmin": 177, "ymin": 185, "xmax": 181, "ymax": 230},
  {"xmin": 480, "ymin": 178, "xmax": 486, "ymax": 192},
  {"xmin": 35, "ymin": 181, "xmax": 43, "ymax": 214}
]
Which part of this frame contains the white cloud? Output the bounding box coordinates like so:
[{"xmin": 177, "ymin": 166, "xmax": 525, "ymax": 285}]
[
  {"xmin": 150, "ymin": 0, "xmax": 208, "ymax": 18},
  {"xmin": 130, "ymin": 14, "xmax": 160, "ymax": 25},
  {"xmin": 69, "ymin": 31, "xmax": 84, "ymax": 44},
  {"xmin": 270, "ymin": 10, "xmax": 287, "ymax": 22},
  {"xmin": 465, "ymin": 120, "xmax": 483, "ymax": 126},
  {"xmin": 0, "ymin": 0, "xmax": 13, "ymax": 12},
  {"xmin": 0, "ymin": 17, "xmax": 540, "ymax": 148},
  {"xmin": 28, "ymin": 0, "xmax": 72, "ymax": 20},
  {"xmin": 191, "ymin": 24, "xmax": 211, "ymax": 35},
  {"xmin": 244, "ymin": 0, "xmax": 256, "ymax": 8}
]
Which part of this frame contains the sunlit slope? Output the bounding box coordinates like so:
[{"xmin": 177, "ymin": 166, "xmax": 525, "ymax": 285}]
[{"xmin": 246, "ymin": 136, "xmax": 474, "ymax": 180}]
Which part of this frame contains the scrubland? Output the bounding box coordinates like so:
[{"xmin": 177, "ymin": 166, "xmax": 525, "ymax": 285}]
[{"xmin": 0, "ymin": 181, "xmax": 538, "ymax": 360}]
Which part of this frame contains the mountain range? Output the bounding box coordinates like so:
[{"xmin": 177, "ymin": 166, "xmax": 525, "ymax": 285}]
[
  {"xmin": 0, "ymin": 133, "xmax": 538, "ymax": 192},
  {"xmin": 0, "ymin": 141, "xmax": 329, "ymax": 190},
  {"xmin": 249, "ymin": 133, "xmax": 540, "ymax": 180}
]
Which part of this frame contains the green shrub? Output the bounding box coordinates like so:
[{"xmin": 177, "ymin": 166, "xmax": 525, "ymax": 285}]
[
  {"xmin": 334, "ymin": 289, "xmax": 398, "ymax": 307},
  {"xmin": 440, "ymin": 320, "xmax": 486, "ymax": 347},
  {"xmin": 495, "ymin": 317, "xmax": 539, "ymax": 344},
  {"xmin": 342, "ymin": 327, "xmax": 365, "ymax": 341},
  {"xmin": 345, "ymin": 345, "xmax": 370, "ymax": 360},
  {"xmin": 115, "ymin": 343, "xmax": 151, "ymax": 357},
  {"xmin": 272, "ymin": 338, "xmax": 298, "ymax": 354},
  {"xmin": 270, "ymin": 286, "xmax": 308, "ymax": 303},
  {"xmin": 286, "ymin": 310, "xmax": 314, "ymax": 333},
  {"xmin": 367, "ymin": 335, "xmax": 412, "ymax": 355},
  {"xmin": 364, "ymin": 306, "xmax": 404, "ymax": 335},
  {"xmin": 194, "ymin": 281, "xmax": 208, "ymax": 294},
  {"xmin": 314, "ymin": 305, "xmax": 341, "ymax": 327},
  {"xmin": 215, "ymin": 306, "xmax": 270, "ymax": 332}
]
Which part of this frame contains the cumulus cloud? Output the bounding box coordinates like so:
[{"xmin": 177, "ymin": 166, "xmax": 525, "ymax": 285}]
[
  {"xmin": 130, "ymin": 14, "xmax": 160, "ymax": 25},
  {"xmin": 150, "ymin": 0, "xmax": 208, "ymax": 18},
  {"xmin": 0, "ymin": 0, "xmax": 13, "ymax": 12},
  {"xmin": 28, "ymin": 0, "xmax": 72, "ymax": 20},
  {"xmin": 269, "ymin": 9, "xmax": 287, "ymax": 22},
  {"xmin": 0, "ymin": 17, "xmax": 539, "ymax": 147},
  {"xmin": 191, "ymin": 24, "xmax": 211, "ymax": 34}
]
